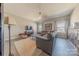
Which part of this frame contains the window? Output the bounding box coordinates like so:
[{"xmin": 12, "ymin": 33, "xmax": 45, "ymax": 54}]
[
  {"xmin": 56, "ymin": 20, "xmax": 66, "ymax": 32},
  {"xmin": 38, "ymin": 24, "xmax": 42, "ymax": 32}
]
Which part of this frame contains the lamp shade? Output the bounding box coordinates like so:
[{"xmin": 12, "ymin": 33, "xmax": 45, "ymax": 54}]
[{"xmin": 4, "ymin": 16, "xmax": 16, "ymax": 25}]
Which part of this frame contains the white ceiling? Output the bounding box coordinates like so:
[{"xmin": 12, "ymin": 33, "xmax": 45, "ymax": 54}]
[{"xmin": 4, "ymin": 3, "xmax": 77, "ymax": 22}]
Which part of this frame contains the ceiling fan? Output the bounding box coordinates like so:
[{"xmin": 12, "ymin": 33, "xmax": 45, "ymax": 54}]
[
  {"xmin": 34, "ymin": 5, "xmax": 48, "ymax": 22},
  {"xmin": 37, "ymin": 11, "xmax": 48, "ymax": 21}
]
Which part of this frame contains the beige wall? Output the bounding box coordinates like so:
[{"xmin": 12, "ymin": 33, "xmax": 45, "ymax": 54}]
[{"xmin": 4, "ymin": 13, "xmax": 37, "ymax": 40}]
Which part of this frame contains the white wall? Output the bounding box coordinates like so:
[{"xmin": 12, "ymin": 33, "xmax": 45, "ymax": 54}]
[
  {"xmin": 4, "ymin": 13, "xmax": 37, "ymax": 40},
  {"xmin": 69, "ymin": 4, "xmax": 79, "ymax": 40},
  {"xmin": 70, "ymin": 4, "xmax": 79, "ymax": 28}
]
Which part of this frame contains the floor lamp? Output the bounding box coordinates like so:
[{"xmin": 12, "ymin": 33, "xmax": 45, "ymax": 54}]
[{"xmin": 4, "ymin": 16, "xmax": 16, "ymax": 56}]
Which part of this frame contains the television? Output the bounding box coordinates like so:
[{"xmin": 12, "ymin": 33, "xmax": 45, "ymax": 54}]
[{"xmin": 25, "ymin": 26, "xmax": 33, "ymax": 35}]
